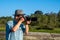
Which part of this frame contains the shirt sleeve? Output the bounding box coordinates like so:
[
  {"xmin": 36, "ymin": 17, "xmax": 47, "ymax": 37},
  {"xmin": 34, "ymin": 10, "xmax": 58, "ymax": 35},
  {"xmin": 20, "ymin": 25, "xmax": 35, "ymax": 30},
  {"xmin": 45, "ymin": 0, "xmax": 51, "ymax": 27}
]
[
  {"xmin": 6, "ymin": 23, "xmax": 11, "ymax": 34},
  {"xmin": 6, "ymin": 22, "xmax": 11, "ymax": 40}
]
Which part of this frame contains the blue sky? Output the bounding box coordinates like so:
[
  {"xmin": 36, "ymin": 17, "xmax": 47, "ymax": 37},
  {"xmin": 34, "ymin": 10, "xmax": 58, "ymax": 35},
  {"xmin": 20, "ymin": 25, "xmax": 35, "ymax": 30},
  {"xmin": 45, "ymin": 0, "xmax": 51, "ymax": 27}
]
[{"xmin": 0, "ymin": 0, "xmax": 60, "ymax": 17}]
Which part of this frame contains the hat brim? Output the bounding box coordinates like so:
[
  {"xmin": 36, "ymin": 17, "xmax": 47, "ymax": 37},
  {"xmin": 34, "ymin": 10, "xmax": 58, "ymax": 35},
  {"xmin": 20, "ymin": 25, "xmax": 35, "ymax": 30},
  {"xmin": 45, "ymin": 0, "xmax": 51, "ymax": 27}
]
[{"xmin": 13, "ymin": 14, "xmax": 25, "ymax": 16}]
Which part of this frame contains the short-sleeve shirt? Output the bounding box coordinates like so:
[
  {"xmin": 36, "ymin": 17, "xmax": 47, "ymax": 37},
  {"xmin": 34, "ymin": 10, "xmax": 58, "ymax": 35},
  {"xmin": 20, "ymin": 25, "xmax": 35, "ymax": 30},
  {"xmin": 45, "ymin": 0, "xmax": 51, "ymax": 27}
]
[{"xmin": 6, "ymin": 20, "xmax": 25, "ymax": 40}]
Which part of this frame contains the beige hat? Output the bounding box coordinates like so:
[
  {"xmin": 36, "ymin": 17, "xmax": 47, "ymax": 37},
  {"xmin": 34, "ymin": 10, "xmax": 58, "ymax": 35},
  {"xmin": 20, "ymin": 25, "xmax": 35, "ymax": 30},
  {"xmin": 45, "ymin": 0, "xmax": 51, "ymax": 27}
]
[{"xmin": 14, "ymin": 9, "xmax": 25, "ymax": 16}]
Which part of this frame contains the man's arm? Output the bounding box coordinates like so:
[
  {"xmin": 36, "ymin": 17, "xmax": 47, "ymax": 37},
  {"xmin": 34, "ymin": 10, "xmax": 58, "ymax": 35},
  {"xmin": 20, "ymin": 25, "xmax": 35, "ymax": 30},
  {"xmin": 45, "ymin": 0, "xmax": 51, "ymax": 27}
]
[
  {"xmin": 12, "ymin": 17, "xmax": 24, "ymax": 32},
  {"xmin": 25, "ymin": 24, "xmax": 29, "ymax": 35},
  {"xmin": 12, "ymin": 21, "xmax": 22, "ymax": 32},
  {"xmin": 25, "ymin": 21, "xmax": 31, "ymax": 35}
]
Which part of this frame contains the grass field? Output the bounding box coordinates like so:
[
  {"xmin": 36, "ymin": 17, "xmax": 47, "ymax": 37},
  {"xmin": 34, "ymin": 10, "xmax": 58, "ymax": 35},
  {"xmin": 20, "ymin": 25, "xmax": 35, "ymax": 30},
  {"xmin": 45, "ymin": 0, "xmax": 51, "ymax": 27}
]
[
  {"xmin": 29, "ymin": 28, "xmax": 60, "ymax": 33},
  {"xmin": 0, "ymin": 26, "xmax": 60, "ymax": 33},
  {"xmin": 0, "ymin": 26, "xmax": 5, "ymax": 31}
]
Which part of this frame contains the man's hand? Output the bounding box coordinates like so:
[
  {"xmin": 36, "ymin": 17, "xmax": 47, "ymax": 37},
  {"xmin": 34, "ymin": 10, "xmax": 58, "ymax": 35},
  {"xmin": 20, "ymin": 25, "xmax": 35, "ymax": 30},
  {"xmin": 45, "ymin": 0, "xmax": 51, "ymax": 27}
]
[
  {"xmin": 26, "ymin": 21, "xmax": 31, "ymax": 25},
  {"xmin": 19, "ymin": 17, "xmax": 25, "ymax": 23}
]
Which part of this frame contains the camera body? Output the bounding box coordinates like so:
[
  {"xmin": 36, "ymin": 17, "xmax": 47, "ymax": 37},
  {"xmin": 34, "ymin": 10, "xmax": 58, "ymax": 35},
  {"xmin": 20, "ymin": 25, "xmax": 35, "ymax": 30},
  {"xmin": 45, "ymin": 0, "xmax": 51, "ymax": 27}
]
[
  {"xmin": 19, "ymin": 16, "xmax": 37, "ymax": 21},
  {"xmin": 25, "ymin": 16, "xmax": 37, "ymax": 21}
]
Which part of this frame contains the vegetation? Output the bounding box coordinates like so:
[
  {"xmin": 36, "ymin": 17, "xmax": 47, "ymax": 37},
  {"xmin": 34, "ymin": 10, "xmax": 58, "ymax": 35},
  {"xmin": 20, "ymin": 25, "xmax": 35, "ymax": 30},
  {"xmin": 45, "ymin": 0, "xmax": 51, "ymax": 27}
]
[{"xmin": 0, "ymin": 10, "xmax": 60, "ymax": 33}]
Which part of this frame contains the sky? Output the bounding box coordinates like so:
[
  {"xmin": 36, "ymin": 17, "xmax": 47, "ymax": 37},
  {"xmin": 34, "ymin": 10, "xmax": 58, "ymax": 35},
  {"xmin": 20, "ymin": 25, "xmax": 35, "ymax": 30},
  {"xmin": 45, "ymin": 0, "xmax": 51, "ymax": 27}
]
[{"xmin": 0, "ymin": 0, "xmax": 60, "ymax": 17}]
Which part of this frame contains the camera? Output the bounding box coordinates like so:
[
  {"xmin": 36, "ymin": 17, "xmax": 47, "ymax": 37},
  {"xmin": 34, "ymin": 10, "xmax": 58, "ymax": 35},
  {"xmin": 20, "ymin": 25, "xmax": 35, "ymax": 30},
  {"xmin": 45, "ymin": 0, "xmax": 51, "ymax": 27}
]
[
  {"xmin": 25, "ymin": 16, "xmax": 37, "ymax": 21},
  {"xmin": 18, "ymin": 16, "xmax": 37, "ymax": 21}
]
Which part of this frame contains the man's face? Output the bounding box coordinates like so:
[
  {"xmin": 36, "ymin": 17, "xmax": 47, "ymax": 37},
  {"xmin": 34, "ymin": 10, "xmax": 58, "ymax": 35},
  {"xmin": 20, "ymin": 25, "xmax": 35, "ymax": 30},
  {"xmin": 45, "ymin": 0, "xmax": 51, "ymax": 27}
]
[{"xmin": 15, "ymin": 15, "xmax": 24, "ymax": 21}]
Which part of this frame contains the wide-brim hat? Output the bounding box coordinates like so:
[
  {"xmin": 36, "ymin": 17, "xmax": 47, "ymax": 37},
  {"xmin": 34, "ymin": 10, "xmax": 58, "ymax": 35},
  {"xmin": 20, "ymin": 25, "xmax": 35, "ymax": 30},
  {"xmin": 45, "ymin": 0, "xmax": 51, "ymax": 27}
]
[{"xmin": 14, "ymin": 9, "xmax": 25, "ymax": 16}]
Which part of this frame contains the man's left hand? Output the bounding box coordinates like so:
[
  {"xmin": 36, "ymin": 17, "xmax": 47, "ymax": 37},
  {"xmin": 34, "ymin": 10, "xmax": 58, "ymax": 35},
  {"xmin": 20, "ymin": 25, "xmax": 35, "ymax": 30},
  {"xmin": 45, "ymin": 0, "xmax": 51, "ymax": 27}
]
[{"xmin": 26, "ymin": 21, "xmax": 31, "ymax": 25}]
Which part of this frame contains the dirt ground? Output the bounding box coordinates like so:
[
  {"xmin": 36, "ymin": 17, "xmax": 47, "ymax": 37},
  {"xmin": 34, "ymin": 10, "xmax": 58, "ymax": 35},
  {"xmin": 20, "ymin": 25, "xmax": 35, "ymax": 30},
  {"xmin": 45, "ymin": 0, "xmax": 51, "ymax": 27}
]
[{"xmin": 0, "ymin": 32, "xmax": 60, "ymax": 40}]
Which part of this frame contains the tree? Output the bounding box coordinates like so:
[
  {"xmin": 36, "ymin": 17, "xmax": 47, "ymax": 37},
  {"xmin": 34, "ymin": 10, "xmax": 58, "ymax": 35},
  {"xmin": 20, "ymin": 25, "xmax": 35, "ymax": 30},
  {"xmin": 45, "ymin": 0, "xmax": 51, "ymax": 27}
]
[
  {"xmin": 57, "ymin": 11, "xmax": 60, "ymax": 27},
  {"xmin": 34, "ymin": 10, "xmax": 43, "ymax": 15}
]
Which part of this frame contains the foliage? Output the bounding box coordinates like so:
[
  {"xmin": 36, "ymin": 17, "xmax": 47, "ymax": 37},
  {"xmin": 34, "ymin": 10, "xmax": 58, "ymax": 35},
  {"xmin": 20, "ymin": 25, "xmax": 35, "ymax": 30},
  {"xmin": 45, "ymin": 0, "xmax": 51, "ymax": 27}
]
[{"xmin": 0, "ymin": 10, "xmax": 60, "ymax": 33}]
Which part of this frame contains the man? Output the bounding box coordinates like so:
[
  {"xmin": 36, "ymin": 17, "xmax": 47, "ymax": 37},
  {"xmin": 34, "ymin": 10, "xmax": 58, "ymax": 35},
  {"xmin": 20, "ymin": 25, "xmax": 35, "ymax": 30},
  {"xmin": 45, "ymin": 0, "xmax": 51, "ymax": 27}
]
[{"xmin": 6, "ymin": 10, "xmax": 31, "ymax": 40}]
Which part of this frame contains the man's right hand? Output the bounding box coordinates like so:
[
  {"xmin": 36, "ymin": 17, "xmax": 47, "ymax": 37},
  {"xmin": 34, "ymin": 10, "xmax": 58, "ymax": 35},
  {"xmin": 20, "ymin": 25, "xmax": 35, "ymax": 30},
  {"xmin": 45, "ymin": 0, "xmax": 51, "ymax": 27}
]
[{"xmin": 18, "ymin": 17, "xmax": 25, "ymax": 23}]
